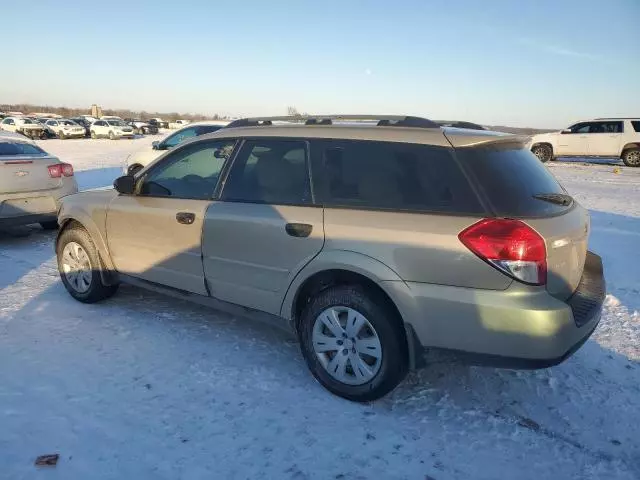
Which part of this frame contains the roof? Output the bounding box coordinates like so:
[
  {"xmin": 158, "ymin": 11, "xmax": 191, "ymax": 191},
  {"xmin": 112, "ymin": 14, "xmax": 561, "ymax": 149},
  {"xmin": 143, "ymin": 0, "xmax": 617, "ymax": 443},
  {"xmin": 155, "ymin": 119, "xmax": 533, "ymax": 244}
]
[{"xmin": 200, "ymin": 115, "xmax": 524, "ymax": 148}]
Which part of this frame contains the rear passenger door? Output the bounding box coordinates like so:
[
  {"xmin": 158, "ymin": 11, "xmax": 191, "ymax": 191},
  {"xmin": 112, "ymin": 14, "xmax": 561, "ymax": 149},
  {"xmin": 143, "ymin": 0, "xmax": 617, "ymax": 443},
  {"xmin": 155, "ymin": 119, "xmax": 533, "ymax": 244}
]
[
  {"xmin": 586, "ymin": 120, "xmax": 624, "ymax": 156},
  {"xmin": 202, "ymin": 138, "xmax": 324, "ymax": 315}
]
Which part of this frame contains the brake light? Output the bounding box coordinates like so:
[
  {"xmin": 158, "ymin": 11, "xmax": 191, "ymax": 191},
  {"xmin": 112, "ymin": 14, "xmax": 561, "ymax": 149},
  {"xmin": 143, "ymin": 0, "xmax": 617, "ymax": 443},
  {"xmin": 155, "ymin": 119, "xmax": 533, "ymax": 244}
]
[
  {"xmin": 48, "ymin": 163, "xmax": 74, "ymax": 178},
  {"xmin": 458, "ymin": 218, "xmax": 547, "ymax": 285}
]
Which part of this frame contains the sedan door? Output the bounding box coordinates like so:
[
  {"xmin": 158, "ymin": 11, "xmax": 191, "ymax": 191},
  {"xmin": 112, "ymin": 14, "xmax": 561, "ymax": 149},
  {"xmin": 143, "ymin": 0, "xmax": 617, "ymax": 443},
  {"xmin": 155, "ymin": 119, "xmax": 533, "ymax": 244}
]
[
  {"xmin": 556, "ymin": 122, "xmax": 590, "ymax": 156},
  {"xmin": 105, "ymin": 138, "xmax": 237, "ymax": 294},
  {"xmin": 202, "ymin": 138, "xmax": 324, "ymax": 316}
]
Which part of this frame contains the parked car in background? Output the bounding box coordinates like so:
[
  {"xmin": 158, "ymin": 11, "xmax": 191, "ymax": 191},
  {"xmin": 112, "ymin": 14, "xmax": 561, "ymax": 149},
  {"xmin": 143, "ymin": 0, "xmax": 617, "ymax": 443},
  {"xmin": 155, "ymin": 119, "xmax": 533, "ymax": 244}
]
[
  {"xmin": 57, "ymin": 114, "xmax": 605, "ymax": 402},
  {"xmin": 124, "ymin": 120, "xmax": 229, "ymax": 174},
  {"xmin": 1, "ymin": 132, "xmax": 78, "ymax": 229},
  {"xmin": 90, "ymin": 119, "xmax": 135, "ymax": 139},
  {"xmin": 529, "ymin": 118, "xmax": 640, "ymax": 167},
  {"xmin": 124, "ymin": 119, "xmax": 158, "ymax": 135},
  {"xmin": 0, "ymin": 116, "xmax": 46, "ymax": 139},
  {"xmin": 169, "ymin": 119, "xmax": 190, "ymax": 129},
  {"xmin": 79, "ymin": 115, "xmax": 98, "ymax": 124},
  {"xmin": 70, "ymin": 117, "xmax": 92, "ymax": 137},
  {"xmin": 150, "ymin": 117, "xmax": 169, "ymax": 128},
  {"xmin": 33, "ymin": 117, "xmax": 58, "ymax": 139},
  {"xmin": 44, "ymin": 119, "xmax": 86, "ymax": 139}
]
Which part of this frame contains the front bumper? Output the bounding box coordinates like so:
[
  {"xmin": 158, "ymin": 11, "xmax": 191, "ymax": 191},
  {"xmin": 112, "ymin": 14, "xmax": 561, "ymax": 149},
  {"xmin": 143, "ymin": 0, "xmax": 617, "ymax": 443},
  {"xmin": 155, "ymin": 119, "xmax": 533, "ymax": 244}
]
[{"xmin": 386, "ymin": 251, "xmax": 605, "ymax": 369}]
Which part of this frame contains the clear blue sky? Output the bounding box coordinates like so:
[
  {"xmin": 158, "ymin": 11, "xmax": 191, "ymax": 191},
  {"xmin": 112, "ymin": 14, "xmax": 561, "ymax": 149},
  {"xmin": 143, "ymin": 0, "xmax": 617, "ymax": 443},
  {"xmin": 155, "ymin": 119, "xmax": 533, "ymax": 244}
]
[{"xmin": 1, "ymin": 0, "xmax": 638, "ymax": 128}]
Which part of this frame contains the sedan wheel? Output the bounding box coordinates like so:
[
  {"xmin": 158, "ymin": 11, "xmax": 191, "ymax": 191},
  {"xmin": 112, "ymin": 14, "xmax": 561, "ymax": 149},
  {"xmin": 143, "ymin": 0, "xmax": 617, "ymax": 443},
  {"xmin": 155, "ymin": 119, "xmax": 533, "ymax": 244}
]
[
  {"xmin": 91, "ymin": 131, "xmax": 97, "ymax": 139},
  {"xmin": 61, "ymin": 241, "xmax": 92, "ymax": 294},
  {"xmin": 312, "ymin": 306, "xmax": 383, "ymax": 386}
]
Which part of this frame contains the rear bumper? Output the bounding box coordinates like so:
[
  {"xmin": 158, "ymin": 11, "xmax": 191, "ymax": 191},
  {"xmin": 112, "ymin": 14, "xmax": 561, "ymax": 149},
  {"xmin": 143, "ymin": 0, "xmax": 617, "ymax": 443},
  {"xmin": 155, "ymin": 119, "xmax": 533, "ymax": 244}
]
[
  {"xmin": 0, "ymin": 213, "xmax": 57, "ymax": 227},
  {"xmin": 0, "ymin": 182, "xmax": 79, "ymax": 226},
  {"xmin": 386, "ymin": 251, "xmax": 605, "ymax": 369}
]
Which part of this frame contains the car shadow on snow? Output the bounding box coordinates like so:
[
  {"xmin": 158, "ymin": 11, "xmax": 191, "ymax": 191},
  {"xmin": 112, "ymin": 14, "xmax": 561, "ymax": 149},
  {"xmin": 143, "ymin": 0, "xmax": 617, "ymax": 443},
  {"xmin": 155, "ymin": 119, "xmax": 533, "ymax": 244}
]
[{"xmin": 75, "ymin": 166, "xmax": 123, "ymax": 191}]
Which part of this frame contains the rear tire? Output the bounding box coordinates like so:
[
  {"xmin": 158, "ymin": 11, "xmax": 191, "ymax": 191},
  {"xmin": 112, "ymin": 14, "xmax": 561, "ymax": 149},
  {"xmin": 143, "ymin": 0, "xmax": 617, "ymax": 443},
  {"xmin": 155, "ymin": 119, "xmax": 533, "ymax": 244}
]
[
  {"xmin": 40, "ymin": 220, "xmax": 59, "ymax": 230},
  {"xmin": 298, "ymin": 285, "xmax": 408, "ymax": 402},
  {"xmin": 108, "ymin": 131, "xmax": 115, "ymax": 140},
  {"xmin": 56, "ymin": 226, "xmax": 119, "ymax": 303},
  {"xmin": 622, "ymin": 149, "xmax": 640, "ymax": 167},
  {"xmin": 532, "ymin": 144, "xmax": 553, "ymax": 163},
  {"xmin": 58, "ymin": 131, "xmax": 66, "ymax": 140}
]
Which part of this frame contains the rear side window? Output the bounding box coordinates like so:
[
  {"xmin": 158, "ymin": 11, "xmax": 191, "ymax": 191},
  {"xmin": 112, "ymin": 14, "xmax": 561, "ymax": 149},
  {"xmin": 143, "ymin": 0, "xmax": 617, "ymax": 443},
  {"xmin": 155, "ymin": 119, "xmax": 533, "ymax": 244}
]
[
  {"xmin": 221, "ymin": 139, "xmax": 311, "ymax": 205},
  {"xmin": 311, "ymin": 140, "xmax": 483, "ymax": 214},
  {"xmin": 0, "ymin": 142, "xmax": 47, "ymax": 156},
  {"xmin": 631, "ymin": 121, "xmax": 640, "ymax": 132},
  {"xmin": 458, "ymin": 145, "xmax": 571, "ymax": 217}
]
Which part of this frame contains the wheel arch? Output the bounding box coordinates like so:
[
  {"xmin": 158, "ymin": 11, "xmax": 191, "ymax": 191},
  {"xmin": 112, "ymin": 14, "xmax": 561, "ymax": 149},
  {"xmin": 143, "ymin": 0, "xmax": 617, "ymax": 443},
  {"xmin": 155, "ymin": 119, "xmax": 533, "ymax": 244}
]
[
  {"xmin": 57, "ymin": 214, "xmax": 118, "ymax": 285},
  {"xmin": 282, "ymin": 251, "xmax": 423, "ymax": 369},
  {"xmin": 621, "ymin": 142, "xmax": 640, "ymax": 156}
]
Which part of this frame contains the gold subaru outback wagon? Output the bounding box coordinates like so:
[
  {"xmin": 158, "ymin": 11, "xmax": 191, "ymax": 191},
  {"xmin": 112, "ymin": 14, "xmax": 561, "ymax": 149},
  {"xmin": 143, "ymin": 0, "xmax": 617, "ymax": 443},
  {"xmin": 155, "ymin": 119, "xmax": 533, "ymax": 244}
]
[{"xmin": 55, "ymin": 115, "xmax": 605, "ymax": 402}]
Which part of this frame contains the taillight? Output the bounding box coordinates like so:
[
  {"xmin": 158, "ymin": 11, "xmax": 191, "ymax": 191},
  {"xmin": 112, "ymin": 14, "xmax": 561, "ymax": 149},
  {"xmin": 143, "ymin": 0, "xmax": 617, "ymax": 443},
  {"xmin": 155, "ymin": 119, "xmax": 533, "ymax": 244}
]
[
  {"xmin": 458, "ymin": 218, "xmax": 547, "ymax": 285},
  {"xmin": 48, "ymin": 163, "xmax": 74, "ymax": 178}
]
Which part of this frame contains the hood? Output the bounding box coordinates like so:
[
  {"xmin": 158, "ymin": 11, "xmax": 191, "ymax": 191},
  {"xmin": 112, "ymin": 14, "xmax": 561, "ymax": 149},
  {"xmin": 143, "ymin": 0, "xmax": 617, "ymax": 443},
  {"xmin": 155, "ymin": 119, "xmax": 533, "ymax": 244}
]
[{"xmin": 530, "ymin": 131, "xmax": 558, "ymax": 143}]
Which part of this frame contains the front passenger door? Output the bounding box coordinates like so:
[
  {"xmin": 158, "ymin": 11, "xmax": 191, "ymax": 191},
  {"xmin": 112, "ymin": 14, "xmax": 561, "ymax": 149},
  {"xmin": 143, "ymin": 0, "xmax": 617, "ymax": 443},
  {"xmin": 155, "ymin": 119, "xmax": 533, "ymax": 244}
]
[
  {"xmin": 556, "ymin": 122, "xmax": 590, "ymax": 156},
  {"xmin": 105, "ymin": 139, "xmax": 237, "ymax": 294}
]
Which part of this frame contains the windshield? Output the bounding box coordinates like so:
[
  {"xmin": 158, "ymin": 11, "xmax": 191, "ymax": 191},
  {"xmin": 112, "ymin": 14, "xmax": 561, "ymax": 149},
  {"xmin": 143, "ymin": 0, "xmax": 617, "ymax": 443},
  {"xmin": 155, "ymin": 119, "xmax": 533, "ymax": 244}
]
[{"xmin": 0, "ymin": 141, "xmax": 47, "ymax": 156}]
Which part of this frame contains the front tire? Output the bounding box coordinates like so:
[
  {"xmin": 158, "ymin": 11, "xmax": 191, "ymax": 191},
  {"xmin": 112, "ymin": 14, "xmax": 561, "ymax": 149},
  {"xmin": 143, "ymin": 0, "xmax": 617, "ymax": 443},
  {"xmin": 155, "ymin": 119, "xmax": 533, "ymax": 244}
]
[
  {"xmin": 91, "ymin": 131, "xmax": 97, "ymax": 139},
  {"xmin": 108, "ymin": 131, "xmax": 115, "ymax": 140},
  {"xmin": 622, "ymin": 149, "xmax": 640, "ymax": 167},
  {"xmin": 57, "ymin": 226, "xmax": 119, "ymax": 303},
  {"xmin": 532, "ymin": 144, "xmax": 553, "ymax": 163},
  {"xmin": 298, "ymin": 285, "xmax": 408, "ymax": 402},
  {"xmin": 58, "ymin": 131, "xmax": 66, "ymax": 140}
]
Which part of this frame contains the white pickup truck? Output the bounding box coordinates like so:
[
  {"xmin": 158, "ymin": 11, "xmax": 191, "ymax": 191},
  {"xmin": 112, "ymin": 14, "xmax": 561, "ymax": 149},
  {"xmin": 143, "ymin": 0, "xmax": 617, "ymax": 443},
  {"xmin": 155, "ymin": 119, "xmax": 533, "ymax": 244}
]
[{"xmin": 529, "ymin": 118, "xmax": 640, "ymax": 167}]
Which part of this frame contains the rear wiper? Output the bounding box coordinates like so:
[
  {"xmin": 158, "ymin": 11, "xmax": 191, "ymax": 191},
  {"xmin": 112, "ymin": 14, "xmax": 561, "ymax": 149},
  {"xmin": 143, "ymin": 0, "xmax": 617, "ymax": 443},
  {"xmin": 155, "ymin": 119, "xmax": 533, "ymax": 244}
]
[{"xmin": 532, "ymin": 193, "xmax": 573, "ymax": 206}]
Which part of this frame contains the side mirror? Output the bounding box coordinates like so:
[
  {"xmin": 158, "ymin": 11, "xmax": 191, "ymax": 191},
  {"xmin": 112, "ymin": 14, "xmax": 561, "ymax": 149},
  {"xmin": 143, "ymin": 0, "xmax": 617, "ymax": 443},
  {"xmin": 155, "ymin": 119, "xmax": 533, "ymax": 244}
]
[
  {"xmin": 113, "ymin": 175, "xmax": 136, "ymax": 195},
  {"xmin": 561, "ymin": 129, "xmax": 572, "ymax": 134},
  {"xmin": 152, "ymin": 141, "xmax": 160, "ymax": 150}
]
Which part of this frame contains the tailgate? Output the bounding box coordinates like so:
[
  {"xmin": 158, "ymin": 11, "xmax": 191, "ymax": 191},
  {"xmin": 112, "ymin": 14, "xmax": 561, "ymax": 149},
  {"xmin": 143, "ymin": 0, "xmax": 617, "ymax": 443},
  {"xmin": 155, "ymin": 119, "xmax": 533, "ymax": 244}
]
[
  {"xmin": 1, "ymin": 156, "xmax": 62, "ymax": 194},
  {"xmin": 526, "ymin": 205, "xmax": 590, "ymax": 300}
]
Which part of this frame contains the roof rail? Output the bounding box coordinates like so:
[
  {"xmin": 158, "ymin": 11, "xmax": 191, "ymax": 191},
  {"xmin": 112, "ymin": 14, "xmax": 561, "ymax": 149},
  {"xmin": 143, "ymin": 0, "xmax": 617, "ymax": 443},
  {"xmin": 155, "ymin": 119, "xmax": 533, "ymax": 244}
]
[
  {"xmin": 594, "ymin": 117, "xmax": 639, "ymax": 120},
  {"xmin": 226, "ymin": 115, "xmax": 439, "ymax": 129}
]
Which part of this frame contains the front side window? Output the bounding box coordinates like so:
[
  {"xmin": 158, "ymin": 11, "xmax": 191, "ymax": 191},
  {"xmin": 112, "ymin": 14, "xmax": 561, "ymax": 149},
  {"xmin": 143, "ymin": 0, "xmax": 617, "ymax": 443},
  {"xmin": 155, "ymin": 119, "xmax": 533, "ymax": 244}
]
[
  {"xmin": 567, "ymin": 123, "xmax": 590, "ymax": 134},
  {"xmin": 221, "ymin": 139, "xmax": 311, "ymax": 205},
  {"xmin": 162, "ymin": 126, "xmax": 199, "ymax": 149},
  {"xmin": 311, "ymin": 139, "xmax": 483, "ymax": 214},
  {"xmin": 139, "ymin": 139, "xmax": 236, "ymax": 200}
]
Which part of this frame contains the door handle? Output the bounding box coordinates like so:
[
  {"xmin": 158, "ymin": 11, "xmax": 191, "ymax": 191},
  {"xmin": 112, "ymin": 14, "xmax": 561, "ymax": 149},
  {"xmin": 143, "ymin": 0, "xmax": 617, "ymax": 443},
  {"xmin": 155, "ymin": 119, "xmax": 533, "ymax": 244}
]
[
  {"xmin": 285, "ymin": 223, "xmax": 312, "ymax": 238},
  {"xmin": 176, "ymin": 212, "xmax": 195, "ymax": 225}
]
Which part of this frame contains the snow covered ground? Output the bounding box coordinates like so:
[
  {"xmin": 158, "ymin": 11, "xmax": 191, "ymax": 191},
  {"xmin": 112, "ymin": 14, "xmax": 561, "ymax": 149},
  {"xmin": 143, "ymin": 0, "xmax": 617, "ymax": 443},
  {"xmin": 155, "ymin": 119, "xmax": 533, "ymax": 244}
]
[{"xmin": 1, "ymin": 137, "xmax": 639, "ymax": 479}]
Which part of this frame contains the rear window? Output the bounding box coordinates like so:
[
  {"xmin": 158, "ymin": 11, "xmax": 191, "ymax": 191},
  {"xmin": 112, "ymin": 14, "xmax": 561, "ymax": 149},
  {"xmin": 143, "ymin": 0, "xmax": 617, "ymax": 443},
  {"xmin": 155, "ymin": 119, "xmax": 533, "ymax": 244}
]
[
  {"xmin": 458, "ymin": 145, "xmax": 571, "ymax": 217},
  {"xmin": 311, "ymin": 140, "xmax": 484, "ymax": 214},
  {"xmin": 631, "ymin": 121, "xmax": 640, "ymax": 132},
  {"xmin": 0, "ymin": 142, "xmax": 47, "ymax": 156}
]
